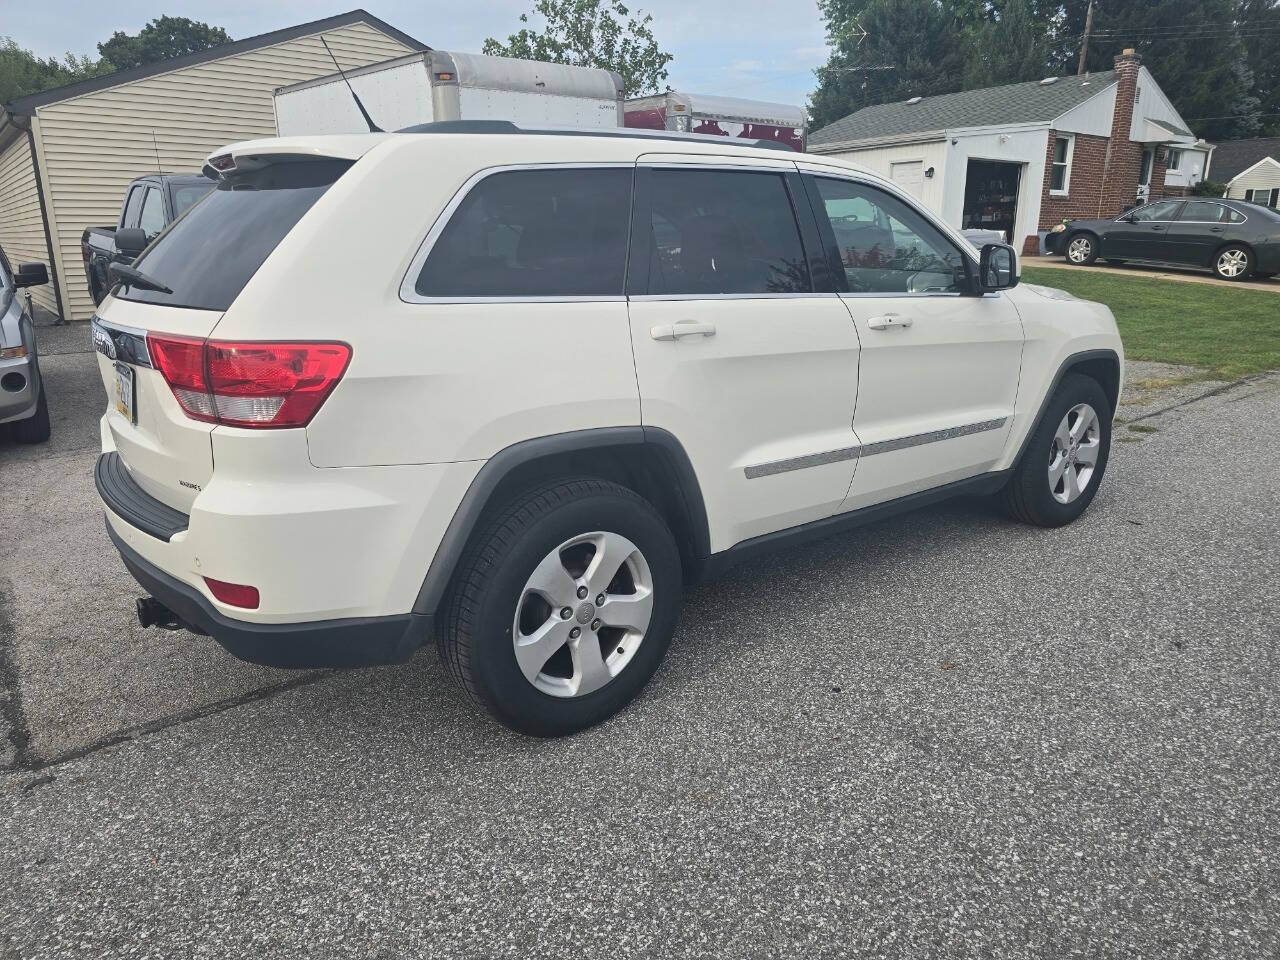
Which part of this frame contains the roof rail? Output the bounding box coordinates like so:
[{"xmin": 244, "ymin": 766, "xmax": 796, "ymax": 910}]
[{"xmin": 395, "ymin": 120, "xmax": 798, "ymax": 152}]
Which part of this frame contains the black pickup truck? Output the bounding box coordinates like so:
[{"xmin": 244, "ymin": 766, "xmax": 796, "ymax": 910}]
[{"xmin": 81, "ymin": 173, "xmax": 212, "ymax": 305}]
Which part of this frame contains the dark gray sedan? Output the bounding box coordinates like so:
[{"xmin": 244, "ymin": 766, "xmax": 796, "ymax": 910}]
[{"xmin": 1045, "ymin": 197, "xmax": 1280, "ymax": 282}]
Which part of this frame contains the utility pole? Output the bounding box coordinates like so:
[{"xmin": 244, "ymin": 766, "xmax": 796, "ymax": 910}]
[{"xmin": 1077, "ymin": 0, "xmax": 1094, "ymax": 75}]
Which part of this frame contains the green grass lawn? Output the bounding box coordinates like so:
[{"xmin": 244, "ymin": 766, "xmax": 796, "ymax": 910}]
[{"xmin": 1021, "ymin": 266, "xmax": 1280, "ymax": 380}]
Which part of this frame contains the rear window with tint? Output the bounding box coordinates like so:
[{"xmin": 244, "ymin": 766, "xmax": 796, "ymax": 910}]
[
  {"xmin": 117, "ymin": 159, "xmax": 351, "ymax": 312},
  {"xmin": 414, "ymin": 168, "xmax": 632, "ymax": 298}
]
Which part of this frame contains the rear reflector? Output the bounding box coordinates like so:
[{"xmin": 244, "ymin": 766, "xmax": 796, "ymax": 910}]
[
  {"xmin": 203, "ymin": 576, "xmax": 260, "ymax": 609},
  {"xmin": 147, "ymin": 334, "xmax": 351, "ymax": 428}
]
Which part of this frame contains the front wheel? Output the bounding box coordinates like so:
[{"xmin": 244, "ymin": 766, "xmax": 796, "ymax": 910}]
[
  {"xmin": 439, "ymin": 478, "xmax": 682, "ymax": 736},
  {"xmin": 1000, "ymin": 373, "xmax": 1111, "ymax": 527},
  {"xmin": 1214, "ymin": 245, "xmax": 1253, "ymax": 281},
  {"xmin": 11, "ymin": 383, "xmax": 51, "ymax": 444},
  {"xmin": 1066, "ymin": 233, "xmax": 1098, "ymax": 265}
]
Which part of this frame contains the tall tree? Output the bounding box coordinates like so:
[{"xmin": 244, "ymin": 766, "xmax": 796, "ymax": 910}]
[
  {"xmin": 964, "ymin": 0, "xmax": 1057, "ymax": 88},
  {"xmin": 483, "ymin": 0, "xmax": 672, "ymax": 96},
  {"xmin": 1238, "ymin": 0, "xmax": 1280, "ymax": 135},
  {"xmin": 97, "ymin": 15, "xmax": 230, "ymax": 72},
  {"xmin": 0, "ymin": 36, "xmax": 107, "ymax": 103},
  {"xmin": 1068, "ymin": 0, "xmax": 1260, "ymax": 139},
  {"xmin": 810, "ymin": 0, "xmax": 969, "ymax": 131}
]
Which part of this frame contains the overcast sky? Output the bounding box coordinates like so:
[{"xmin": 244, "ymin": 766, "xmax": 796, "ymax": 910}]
[{"xmin": 11, "ymin": 0, "xmax": 831, "ymax": 108}]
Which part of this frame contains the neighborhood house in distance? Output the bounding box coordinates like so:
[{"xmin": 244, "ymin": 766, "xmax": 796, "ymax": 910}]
[
  {"xmin": 1208, "ymin": 137, "xmax": 1280, "ymax": 209},
  {"xmin": 808, "ymin": 49, "xmax": 1211, "ymax": 256}
]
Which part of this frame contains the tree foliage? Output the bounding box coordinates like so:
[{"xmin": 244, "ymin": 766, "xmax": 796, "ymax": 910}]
[
  {"xmin": 0, "ymin": 36, "xmax": 108, "ymax": 103},
  {"xmin": 483, "ymin": 0, "xmax": 672, "ymax": 96},
  {"xmin": 97, "ymin": 16, "xmax": 231, "ymax": 72},
  {"xmin": 811, "ymin": 0, "xmax": 1280, "ymax": 140}
]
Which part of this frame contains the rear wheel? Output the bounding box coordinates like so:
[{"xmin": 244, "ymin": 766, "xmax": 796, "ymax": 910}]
[
  {"xmin": 1066, "ymin": 233, "xmax": 1098, "ymax": 265},
  {"xmin": 439, "ymin": 478, "xmax": 681, "ymax": 736},
  {"xmin": 11, "ymin": 384, "xmax": 51, "ymax": 444},
  {"xmin": 1000, "ymin": 373, "xmax": 1111, "ymax": 527},
  {"xmin": 1214, "ymin": 244, "xmax": 1253, "ymax": 281}
]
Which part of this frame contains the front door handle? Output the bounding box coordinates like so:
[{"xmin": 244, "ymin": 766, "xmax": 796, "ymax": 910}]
[
  {"xmin": 1210, "ymin": 226, "xmax": 1225, "ymax": 233},
  {"xmin": 1150, "ymin": 225, "xmax": 1166, "ymax": 231},
  {"xmin": 651, "ymin": 321, "xmax": 717, "ymax": 341},
  {"xmin": 867, "ymin": 314, "xmax": 913, "ymax": 331}
]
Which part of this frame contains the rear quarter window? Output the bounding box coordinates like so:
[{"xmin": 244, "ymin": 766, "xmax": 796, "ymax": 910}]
[
  {"xmin": 116, "ymin": 159, "xmax": 351, "ymax": 312},
  {"xmin": 412, "ymin": 168, "xmax": 633, "ymax": 299}
]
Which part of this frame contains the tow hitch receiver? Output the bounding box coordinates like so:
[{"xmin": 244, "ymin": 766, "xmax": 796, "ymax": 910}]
[{"xmin": 136, "ymin": 596, "xmax": 182, "ymax": 631}]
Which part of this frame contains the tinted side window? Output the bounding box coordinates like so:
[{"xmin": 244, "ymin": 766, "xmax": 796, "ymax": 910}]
[
  {"xmin": 1224, "ymin": 207, "xmax": 1246, "ymax": 223},
  {"xmin": 120, "ymin": 187, "xmax": 144, "ymax": 229},
  {"xmin": 642, "ymin": 169, "xmax": 810, "ymax": 295},
  {"xmin": 171, "ymin": 182, "xmax": 213, "ymax": 217},
  {"xmin": 1177, "ymin": 201, "xmax": 1227, "ymax": 222},
  {"xmin": 138, "ymin": 187, "xmax": 166, "ymax": 237},
  {"xmin": 415, "ymin": 168, "xmax": 632, "ymax": 298},
  {"xmin": 813, "ymin": 177, "xmax": 966, "ymax": 293},
  {"xmin": 1131, "ymin": 200, "xmax": 1183, "ymax": 221}
]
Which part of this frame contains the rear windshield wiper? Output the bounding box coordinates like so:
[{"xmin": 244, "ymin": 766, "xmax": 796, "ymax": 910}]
[{"xmin": 108, "ymin": 261, "xmax": 173, "ymax": 295}]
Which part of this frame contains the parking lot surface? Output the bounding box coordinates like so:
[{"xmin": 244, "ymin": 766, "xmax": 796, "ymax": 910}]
[{"xmin": 2, "ymin": 324, "xmax": 1278, "ymax": 958}]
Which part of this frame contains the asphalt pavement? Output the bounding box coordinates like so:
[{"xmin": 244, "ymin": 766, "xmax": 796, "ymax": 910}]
[{"xmin": 2, "ymin": 323, "xmax": 1278, "ymax": 958}]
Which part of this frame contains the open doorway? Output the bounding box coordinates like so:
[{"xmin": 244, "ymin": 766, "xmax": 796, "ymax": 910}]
[{"xmin": 962, "ymin": 160, "xmax": 1022, "ymax": 243}]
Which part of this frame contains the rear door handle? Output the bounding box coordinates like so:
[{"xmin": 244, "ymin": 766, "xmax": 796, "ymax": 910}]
[
  {"xmin": 867, "ymin": 314, "xmax": 913, "ymax": 331},
  {"xmin": 1210, "ymin": 226, "xmax": 1225, "ymax": 233},
  {"xmin": 1150, "ymin": 225, "xmax": 1166, "ymax": 231},
  {"xmin": 651, "ymin": 321, "xmax": 717, "ymax": 341}
]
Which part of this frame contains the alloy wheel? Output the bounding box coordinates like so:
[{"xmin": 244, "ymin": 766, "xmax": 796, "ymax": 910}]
[
  {"xmin": 1048, "ymin": 402, "xmax": 1101, "ymax": 504},
  {"xmin": 1216, "ymin": 248, "xmax": 1248, "ymax": 279},
  {"xmin": 512, "ymin": 531, "xmax": 654, "ymax": 698},
  {"xmin": 1067, "ymin": 236, "xmax": 1093, "ymax": 263}
]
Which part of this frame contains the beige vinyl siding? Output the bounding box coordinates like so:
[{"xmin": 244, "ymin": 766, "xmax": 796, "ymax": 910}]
[
  {"xmin": 34, "ymin": 22, "xmax": 415, "ymax": 322},
  {"xmin": 0, "ymin": 132, "xmax": 56, "ymax": 315}
]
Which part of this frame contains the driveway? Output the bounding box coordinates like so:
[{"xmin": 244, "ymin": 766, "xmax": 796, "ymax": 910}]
[
  {"xmin": 3, "ymin": 324, "xmax": 1279, "ymax": 958},
  {"xmin": 1024, "ymin": 254, "xmax": 1280, "ymax": 292}
]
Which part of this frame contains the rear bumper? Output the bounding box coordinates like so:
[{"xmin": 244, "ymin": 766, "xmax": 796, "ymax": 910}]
[{"xmin": 106, "ymin": 518, "xmax": 426, "ymax": 668}]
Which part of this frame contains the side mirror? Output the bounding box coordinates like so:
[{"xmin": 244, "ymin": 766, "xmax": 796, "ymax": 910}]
[
  {"xmin": 14, "ymin": 262, "xmax": 48, "ymax": 288},
  {"xmin": 115, "ymin": 227, "xmax": 148, "ymax": 259},
  {"xmin": 979, "ymin": 243, "xmax": 1018, "ymax": 292}
]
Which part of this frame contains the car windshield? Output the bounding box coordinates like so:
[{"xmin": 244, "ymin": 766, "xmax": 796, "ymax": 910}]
[{"xmin": 117, "ymin": 159, "xmax": 350, "ymax": 312}]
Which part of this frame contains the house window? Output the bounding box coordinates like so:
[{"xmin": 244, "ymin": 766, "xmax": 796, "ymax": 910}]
[
  {"xmin": 1049, "ymin": 135, "xmax": 1073, "ymax": 195},
  {"xmin": 1246, "ymin": 188, "xmax": 1280, "ymax": 208},
  {"xmin": 1167, "ymin": 149, "xmax": 1181, "ymax": 171}
]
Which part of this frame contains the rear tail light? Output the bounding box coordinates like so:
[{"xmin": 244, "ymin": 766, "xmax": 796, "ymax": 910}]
[
  {"xmin": 146, "ymin": 334, "xmax": 351, "ymax": 428},
  {"xmin": 203, "ymin": 576, "xmax": 260, "ymax": 609}
]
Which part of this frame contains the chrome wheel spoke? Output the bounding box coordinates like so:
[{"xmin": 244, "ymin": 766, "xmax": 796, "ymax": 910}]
[
  {"xmin": 1048, "ymin": 402, "xmax": 1102, "ymax": 505},
  {"xmin": 1070, "ymin": 406, "xmax": 1095, "ymax": 441},
  {"xmin": 570, "ymin": 633, "xmax": 612, "ymax": 696},
  {"xmin": 1055, "ymin": 420, "xmax": 1072, "ymax": 450},
  {"xmin": 1075, "ymin": 441, "xmax": 1100, "ymax": 466},
  {"xmin": 1048, "ymin": 453, "xmax": 1068, "ymax": 485},
  {"xmin": 514, "ymin": 618, "xmax": 575, "ymax": 684},
  {"xmin": 584, "ymin": 531, "xmax": 638, "ymax": 596},
  {"xmin": 525, "ymin": 550, "xmax": 579, "ymax": 608},
  {"xmin": 1063, "ymin": 462, "xmax": 1081, "ymax": 501},
  {"xmin": 599, "ymin": 588, "xmax": 653, "ymax": 633}
]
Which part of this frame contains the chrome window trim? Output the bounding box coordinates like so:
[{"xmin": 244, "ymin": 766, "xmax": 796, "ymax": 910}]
[
  {"xmin": 399, "ymin": 162, "xmax": 636, "ymax": 305},
  {"xmin": 629, "ymin": 292, "xmax": 836, "ymax": 303},
  {"xmin": 744, "ymin": 417, "xmax": 1008, "ymax": 478}
]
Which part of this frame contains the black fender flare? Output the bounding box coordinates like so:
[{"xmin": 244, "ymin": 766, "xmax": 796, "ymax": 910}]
[
  {"xmin": 1009, "ymin": 348, "xmax": 1121, "ymax": 469},
  {"xmin": 411, "ymin": 426, "xmax": 710, "ymax": 618}
]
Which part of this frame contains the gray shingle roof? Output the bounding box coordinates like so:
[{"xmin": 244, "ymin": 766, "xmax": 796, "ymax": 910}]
[
  {"xmin": 809, "ymin": 71, "xmax": 1116, "ymax": 148},
  {"xmin": 1207, "ymin": 137, "xmax": 1280, "ymax": 183}
]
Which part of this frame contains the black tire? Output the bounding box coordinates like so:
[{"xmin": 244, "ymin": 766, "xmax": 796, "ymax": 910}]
[
  {"xmin": 439, "ymin": 478, "xmax": 682, "ymax": 736},
  {"xmin": 11, "ymin": 384, "xmax": 51, "ymax": 444},
  {"xmin": 1065, "ymin": 232, "xmax": 1098, "ymax": 266},
  {"xmin": 1213, "ymin": 244, "xmax": 1254, "ymax": 282},
  {"xmin": 1000, "ymin": 373, "xmax": 1111, "ymax": 527}
]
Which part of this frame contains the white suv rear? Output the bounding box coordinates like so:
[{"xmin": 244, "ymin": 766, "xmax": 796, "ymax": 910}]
[{"xmin": 94, "ymin": 126, "xmax": 1123, "ymax": 735}]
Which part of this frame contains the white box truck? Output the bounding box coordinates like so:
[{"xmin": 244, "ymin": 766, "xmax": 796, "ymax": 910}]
[{"xmin": 274, "ymin": 51, "xmax": 625, "ymax": 136}]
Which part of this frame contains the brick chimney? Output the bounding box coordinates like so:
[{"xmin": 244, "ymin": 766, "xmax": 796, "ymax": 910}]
[{"xmin": 1097, "ymin": 47, "xmax": 1143, "ymax": 216}]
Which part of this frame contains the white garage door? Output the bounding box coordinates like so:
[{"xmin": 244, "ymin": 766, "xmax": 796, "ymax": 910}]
[{"xmin": 890, "ymin": 161, "xmax": 924, "ymax": 198}]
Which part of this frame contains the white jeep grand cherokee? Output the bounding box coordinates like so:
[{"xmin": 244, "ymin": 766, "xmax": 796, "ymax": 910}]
[{"xmin": 93, "ymin": 125, "xmax": 1123, "ymax": 735}]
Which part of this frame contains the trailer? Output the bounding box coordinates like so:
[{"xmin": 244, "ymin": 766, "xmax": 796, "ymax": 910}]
[
  {"xmin": 624, "ymin": 91, "xmax": 807, "ymax": 151},
  {"xmin": 274, "ymin": 51, "xmax": 625, "ymax": 136}
]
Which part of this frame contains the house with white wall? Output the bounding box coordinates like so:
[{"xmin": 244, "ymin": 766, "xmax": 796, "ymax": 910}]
[
  {"xmin": 1208, "ymin": 137, "xmax": 1280, "ymax": 209},
  {"xmin": 807, "ymin": 50, "xmax": 1198, "ymax": 255}
]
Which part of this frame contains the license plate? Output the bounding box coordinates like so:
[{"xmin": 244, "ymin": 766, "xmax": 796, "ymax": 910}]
[{"xmin": 114, "ymin": 362, "xmax": 135, "ymax": 423}]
